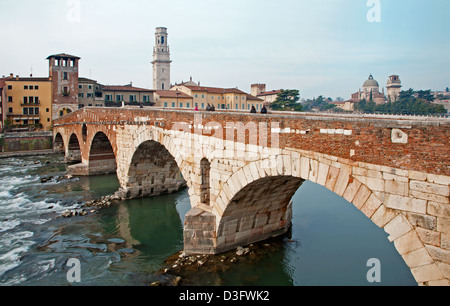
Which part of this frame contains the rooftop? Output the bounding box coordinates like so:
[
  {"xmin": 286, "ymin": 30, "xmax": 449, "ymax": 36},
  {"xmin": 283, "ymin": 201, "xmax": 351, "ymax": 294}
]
[
  {"xmin": 155, "ymin": 90, "xmax": 192, "ymax": 98},
  {"xmin": 46, "ymin": 53, "xmax": 81, "ymax": 60},
  {"xmin": 102, "ymin": 85, "xmax": 154, "ymax": 92}
]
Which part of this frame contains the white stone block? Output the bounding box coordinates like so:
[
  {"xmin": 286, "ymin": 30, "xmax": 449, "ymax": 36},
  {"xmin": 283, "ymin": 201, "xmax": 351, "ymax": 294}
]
[
  {"xmin": 385, "ymin": 194, "xmax": 427, "ymax": 214},
  {"xmin": 384, "ymin": 213, "xmax": 413, "ymax": 242}
]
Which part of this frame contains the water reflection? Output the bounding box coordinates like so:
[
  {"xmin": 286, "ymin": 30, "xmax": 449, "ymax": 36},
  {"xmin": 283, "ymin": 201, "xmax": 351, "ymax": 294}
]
[{"xmin": 0, "ymin": 154, "xmax": 417, "ymax": 286}]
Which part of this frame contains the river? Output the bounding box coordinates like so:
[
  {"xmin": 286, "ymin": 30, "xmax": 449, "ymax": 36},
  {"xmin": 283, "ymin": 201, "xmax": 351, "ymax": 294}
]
[{"xmin": 0, "ymin": 154, "xmax": 417, "ymax": 286}]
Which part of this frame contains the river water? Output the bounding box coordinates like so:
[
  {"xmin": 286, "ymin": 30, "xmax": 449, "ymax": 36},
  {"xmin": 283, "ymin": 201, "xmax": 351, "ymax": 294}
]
[{"xmin": 0, "ymin": 154, "xmax": 417, "ymax": 286}]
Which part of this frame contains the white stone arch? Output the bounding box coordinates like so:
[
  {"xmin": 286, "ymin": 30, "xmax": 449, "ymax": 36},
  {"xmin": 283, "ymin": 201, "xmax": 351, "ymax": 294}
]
[
  {"xmin": 117, "ymin": 126, "xmax": 194, "ymax": 200},
  {"xmin": 213, "ymin": 154, "xmax": 446, "ymax": 285}
]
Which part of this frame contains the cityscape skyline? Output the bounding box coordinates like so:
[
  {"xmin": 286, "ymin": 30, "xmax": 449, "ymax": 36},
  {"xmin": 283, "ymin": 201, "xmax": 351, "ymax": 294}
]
[{"xmin": 1, "ymin": 0, "xmax": 449, "ymax": 100}]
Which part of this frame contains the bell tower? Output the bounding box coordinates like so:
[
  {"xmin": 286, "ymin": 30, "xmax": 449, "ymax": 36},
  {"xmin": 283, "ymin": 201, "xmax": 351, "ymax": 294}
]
[{"xmin": 152, "ymin": 27, "xmax": 171, "ymax": 90}]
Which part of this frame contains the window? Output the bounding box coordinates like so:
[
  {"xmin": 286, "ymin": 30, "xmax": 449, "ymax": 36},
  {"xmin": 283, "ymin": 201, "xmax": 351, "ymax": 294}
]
[
  {"xmin": 195, "ymin": 94, "xmax": 198, "ymax": 98},
  {"xmin": 23, "ymin": 108, "xmax": 28, "ymax": 115},
  {"xmin": 24, "ymin": 85, "xmax": 28, "ymax": 90},
  {"xmin": 235, "ymin": 104, "xmax": 238, "ymax": 109},
  {"xmin": 116, "ymin": 95, "xmax": 123, "ymax": 102},
  {"xmin": 46, "ymin": 108, "xmax": 49, "ymax": 112},
  {"xmin": 35, "ymin": 107, "xmax": 39, "ymax": 114},
  {"xmin": 162, "ymin": 83, "xmax": 165, "ymax": 90},
  {"xmin": 7, "ymin": 85, "xmax": 12, "ymax": 90},
  {"xmin": 105, "ymin": 95, "xmax": 113, "ymax": 101},
  {"xmin": 47, "ymin": 118, "xmax": 50, "ymax": 122},
  {"xmin": 201, "ymin": 103, "xmax": 204, "ymax": 109},
  {"xmin": 8, "ymin": 107, "xmax": 13, "ymax": 113},
  {"xmin": 87, "ymin": 93, "xmax": 93, "ymax": 98},
  {"xmin": 179, "ymin": 102, "xmax": 183, "ymax": 108},
  {"xmin": 88, "ymin": 85, "xmax": 92, "ymax": 89},
  {"xmin": 172, "ymin": 102, "xmax": 175, "ymax": 107},
  {"xmin": 187, "ymin": 103, "xmax": 190, "ymax": 108},
  {"xmin": 164, "ymin": 102, "xmax": 168, "ymax": 107},
  {"xmin": 8, "ymin": 96, "xmax": 13, "ymax": 102},
  {"xmin": 79, "ymin": 85, "xmax": 82, "ymax": 89},
  {"xmin": 130, "ymin": 95, "xmax": 136, "ymax": 102},
  {"xmin": 63, "ymin": 72, "xmax": 68, "ymax": 80},
  {"xmin": 29, "ymin": 107, "xmax": 34, "ymax": 115},
  {"xmin": 62, "ymin": 87, "xmax": 69, "ymax": 95},
  {"xmin": 24, "ymin": 97, "xmax": 28, "ymax": 104},
  {"xmin": 202, "ymin": 94, "xmax": 205, "ymax": 98},
  {"xmin": 78, "ymin": 93, "xmax": 84, "ymax": 98},
  {"xmin": 34, "ymin": 85, "xmax": 38, "ymax": 90}
]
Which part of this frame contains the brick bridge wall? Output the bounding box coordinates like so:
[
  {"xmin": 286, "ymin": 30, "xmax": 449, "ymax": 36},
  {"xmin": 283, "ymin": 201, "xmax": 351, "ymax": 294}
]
[{"xmin": 53, "ymin": 107, "xmax": 450, "ymax": 285}]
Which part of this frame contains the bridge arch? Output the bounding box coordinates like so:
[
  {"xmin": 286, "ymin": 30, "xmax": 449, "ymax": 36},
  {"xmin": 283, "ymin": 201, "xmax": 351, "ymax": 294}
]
[
  {"xmin": 88, "ymin": 131, "xmax": 117, "ymax": 176},
  {"xmin": 53, "ymin": 132, "xmax": 64, "ymax": 153},
  {"xmin": 212, "ymin": 155, "xmax": 445, "ymax": 285},
  {"xmin": 66, "ymin": 133, "xmax": 82, "ymax": 164},
  {"xmin": 123, "ymin": 139, "xmax": 187, "ymax": 199}
]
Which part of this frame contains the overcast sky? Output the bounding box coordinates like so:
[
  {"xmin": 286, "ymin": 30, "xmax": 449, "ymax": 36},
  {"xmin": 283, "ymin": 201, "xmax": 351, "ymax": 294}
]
[{"xmin": 1, "ymin": 0, "xmax": 449, "ymax": 100}]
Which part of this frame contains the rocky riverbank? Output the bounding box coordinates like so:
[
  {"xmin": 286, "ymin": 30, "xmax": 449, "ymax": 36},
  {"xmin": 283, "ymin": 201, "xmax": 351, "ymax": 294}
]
[{"xmin": 152, "ymin": 233, "xmax": 297, "ymax": 286}]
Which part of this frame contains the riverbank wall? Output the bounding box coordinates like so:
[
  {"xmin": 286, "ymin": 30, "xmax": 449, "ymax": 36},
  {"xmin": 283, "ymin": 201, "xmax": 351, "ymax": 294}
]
[
  {"xmin": 0, "ymin": 132, "xmax": 53, "ymax": 154},
  {"xmin": 0, "ymin": 132, "xmax": 53, "ymax": 158}
]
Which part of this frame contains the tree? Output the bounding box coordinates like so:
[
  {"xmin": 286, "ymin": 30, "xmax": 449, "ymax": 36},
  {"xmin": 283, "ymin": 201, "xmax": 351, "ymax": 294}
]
[
  {"xmin": 302, "ymin": 95, "xmax": 337, "ymax": 112},
  {"xmin": 271, "ymin": 89, "xmax": 303, "ymax": 111},
  {"xmin": 354, "ymin": 89, "xmax": 446, "ymax": 115}
]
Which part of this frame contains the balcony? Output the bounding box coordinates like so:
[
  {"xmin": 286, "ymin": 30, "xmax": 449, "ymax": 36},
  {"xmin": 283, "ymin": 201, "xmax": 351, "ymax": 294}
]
[
  {"xmin": 21, "ymin": 100, "xmax": 41, "ymax": 106},
  {"xmin": 7, "ymin": 113, "xmax": 40, "ymax": 120}
]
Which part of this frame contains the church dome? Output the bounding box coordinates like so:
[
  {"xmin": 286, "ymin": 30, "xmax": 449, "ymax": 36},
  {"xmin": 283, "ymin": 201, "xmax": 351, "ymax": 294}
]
[{"xmin": 363, "ymin": 74, "xmax": 379, "ymax": 88}]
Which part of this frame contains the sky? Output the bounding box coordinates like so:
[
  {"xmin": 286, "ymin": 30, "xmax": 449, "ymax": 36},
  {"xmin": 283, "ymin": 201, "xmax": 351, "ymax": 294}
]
[{"xmin": 1, "ymin": 0, "xmax": 449, "ymax": 100}]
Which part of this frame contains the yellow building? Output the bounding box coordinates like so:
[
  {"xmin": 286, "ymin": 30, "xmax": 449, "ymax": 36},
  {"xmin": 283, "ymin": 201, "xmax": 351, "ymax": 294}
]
[
  {"xmin": 170, "ymin": 84, "xmax": 264, "ymax": 111},
  {"xmin": 1, "ymin": 74, "xmax": 53, "ymax": 131},
  {"xmin": 154, "ymin": 90, "xmax": 193, "ymax": 108}
]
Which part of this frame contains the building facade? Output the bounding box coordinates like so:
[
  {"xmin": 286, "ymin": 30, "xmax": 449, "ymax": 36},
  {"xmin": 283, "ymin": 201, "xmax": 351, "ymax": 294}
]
[
  {"xmin": 154, "ymin": 90, "xmax": 193, "ymax": 108},
  {"xmin": 251, "ymin": 84, "xmax": 282, "ymax": 105},
  {"xmin": 78, "ymin": 77, "xmax": 103, "ymax": 108},
  {"xmin": 47, "ymin": 53, "xmax": 80, "ymax": 119},
  {"xmin": 350, "ymin": 74, "xmax": 386, "ymax": 105},
  {"xmin": 0, "ymin": 74, "xmax": 53, "ymax": 130},
  {"xmin": 171, "ymin": 84, "xmax": 264, "ymax": 111},
  {"xmin": 386, "ymin": 75, "xmax": 402, "ymax": 103},
  {"xmin": 102, "ymin": 84, "xmax": 154, "ymax": 106},
  {"xmin": 152, "ymin": 27, "xmax": 171, "ymax": 90}
]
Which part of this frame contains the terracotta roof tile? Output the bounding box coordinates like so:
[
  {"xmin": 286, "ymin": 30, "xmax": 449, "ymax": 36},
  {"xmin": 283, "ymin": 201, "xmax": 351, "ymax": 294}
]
[
  {"xmin": 155, "ymin": 90, "xmax": 192, "ymax": 98},
  {"xmin": 102, "ymin": 85, "xmax": 154, "ymax": 92}
]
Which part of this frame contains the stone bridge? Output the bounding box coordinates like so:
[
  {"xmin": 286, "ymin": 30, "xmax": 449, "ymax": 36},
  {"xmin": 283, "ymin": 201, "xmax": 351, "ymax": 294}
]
[{"xmin": 53, "ymin": 107, "xmax": 450, "ymax": 286}]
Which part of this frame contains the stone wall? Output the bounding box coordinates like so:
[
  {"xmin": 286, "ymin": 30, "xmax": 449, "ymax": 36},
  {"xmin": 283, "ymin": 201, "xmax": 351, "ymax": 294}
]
[{"xmin": 2, "ymin": 132, "xmax": 52, "ymax": 152}]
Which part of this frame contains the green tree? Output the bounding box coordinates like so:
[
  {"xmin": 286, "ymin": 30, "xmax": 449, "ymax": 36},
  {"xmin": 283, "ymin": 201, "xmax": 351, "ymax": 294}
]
[
  {"xmin": 302, "ymin": 95, "xmax": 337, "ymax": 112},
  {"xmin": 271, "ymin": 89, "xmax": 303, "ymax": 111}
]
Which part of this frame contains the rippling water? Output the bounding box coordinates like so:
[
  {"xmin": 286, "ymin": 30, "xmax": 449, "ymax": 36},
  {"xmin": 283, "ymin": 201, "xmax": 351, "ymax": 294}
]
[{"xmin": 0, "ymin": 154, "xmax": 417, "ymax": 286}]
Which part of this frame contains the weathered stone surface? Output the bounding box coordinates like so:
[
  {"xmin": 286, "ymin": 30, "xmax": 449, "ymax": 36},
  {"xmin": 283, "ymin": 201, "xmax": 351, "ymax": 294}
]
[{"xmin": 54, "ymin": 107, "xmax": 450, "ymax": 285}]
